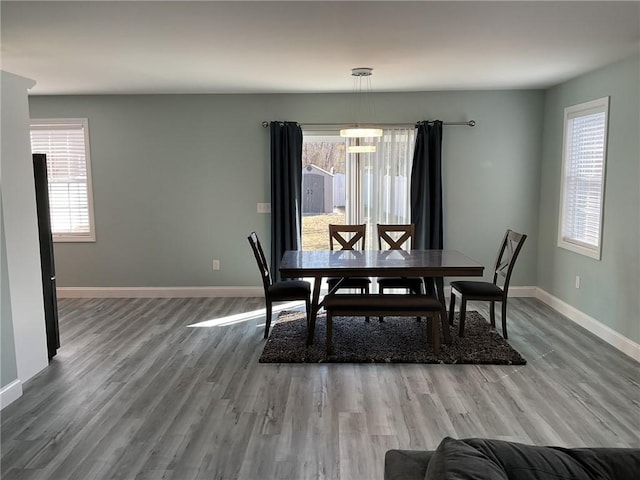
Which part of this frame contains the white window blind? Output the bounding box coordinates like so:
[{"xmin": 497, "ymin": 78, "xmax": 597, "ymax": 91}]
[
  {"xmin": 558, "ymin": 97, "xmax": 609, "ymax": 259},
  {"xmin": 30, "ymin": 119, "xmax": 96, "ymax": 242}
]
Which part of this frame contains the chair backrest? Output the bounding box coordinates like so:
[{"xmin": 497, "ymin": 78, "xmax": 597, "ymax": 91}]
[
  {"xmin": 247, "ymin": 232, "xmax": 272, "ymax": 292},
  {"xmin": 378, "ymin": 224, "xmax": 415, "ymax": 250},
  {"xmin": 329, "ymin": 224, "xmax": 366, "ymax": 251},
  {"xmin": 493, "ymin": 229, "xmax": 527, "ymax": 292}
]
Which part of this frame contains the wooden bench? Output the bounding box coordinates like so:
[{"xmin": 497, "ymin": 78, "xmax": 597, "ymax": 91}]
[{"xmin": 322, "ymin": 294, "xmax": 450, "ymax": 355}]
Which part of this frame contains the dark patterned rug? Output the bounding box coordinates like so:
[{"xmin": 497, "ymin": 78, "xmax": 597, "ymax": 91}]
[{"xmin": 259, "ymin": 310, "xmax": 526, "ymax": 364}]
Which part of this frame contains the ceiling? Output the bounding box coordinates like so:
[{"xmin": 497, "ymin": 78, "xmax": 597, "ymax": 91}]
[{"xmin": 2, "ymin": 1, "xmax": 639, "ymax": 95}]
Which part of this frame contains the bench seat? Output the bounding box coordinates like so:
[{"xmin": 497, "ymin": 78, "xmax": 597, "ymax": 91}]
[{"xmin": 323, "ymin": 294, "xmax": 449, "ymax": 355}]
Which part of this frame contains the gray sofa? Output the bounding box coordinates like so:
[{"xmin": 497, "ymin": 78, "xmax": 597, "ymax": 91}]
[{"xmin": 385, "ymin": 437, "xmax": 640, "ymax": 480}]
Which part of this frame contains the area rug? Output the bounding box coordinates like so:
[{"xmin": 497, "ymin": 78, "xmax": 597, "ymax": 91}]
[{"xmin": 259, "ymin": 310, "xmax": 526, "ymax": 364}]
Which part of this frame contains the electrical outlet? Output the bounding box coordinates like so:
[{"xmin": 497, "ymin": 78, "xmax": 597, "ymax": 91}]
[
  {"xmin": 212, "ymin": 259, "xmax": 220, "ymax": 271},
  {"xmin": 257, "ymin": 202, "xmax": 271, "ymax": 214},
  {"xmin": 575, "ymin": 275, "xmax": 580, "ymax": 289}
]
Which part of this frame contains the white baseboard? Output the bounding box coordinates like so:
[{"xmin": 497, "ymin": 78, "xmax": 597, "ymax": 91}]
[
  {"xmin": 508, "ymin": 286, "xmax": 538, "ymax": 297},
  {"xmin": 57, "ymin": 286, "xmax": 264, "ymax": 298},
  {"xmin": 535, "ymin": 288, "xmax": 640, "ymax": 362},
  {"xmin": 0, "ymin": 380, "xmax": 23, "ymax": 410},
  {"xmin": 444, "ymin": 286, "xmax": 536, "ymax": 298}
]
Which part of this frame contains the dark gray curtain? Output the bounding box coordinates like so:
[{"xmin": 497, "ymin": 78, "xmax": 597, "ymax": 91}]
[
  {"xmin": 270, "ymin": 121, "xmax": 303, "ymax": 281},
  {"xmin": 410, "ymin": 121, "xmax": 443, "ymax": 249}
]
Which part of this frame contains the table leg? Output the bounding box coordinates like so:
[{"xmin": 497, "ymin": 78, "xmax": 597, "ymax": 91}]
[
  {"xmin": 307, "ymin": 276, "xmax": 322, "ymax": 345},
  {"xmin": 435, "ymin": 277, "xmax": 451, "ymax": 344},
  {"xmin": 423, "ymin": 276, "xmax": 435, "ymax": 295}
]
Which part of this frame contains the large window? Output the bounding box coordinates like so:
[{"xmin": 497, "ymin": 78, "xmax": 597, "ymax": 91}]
[
  {"xmin": 30, "ymin": 118, "xmax": 96, "ymax": 242},
  {"xmin": 301, "ymin": 127, "xmax": 415, "ymax": 250},
  {"xmin": 558, "ymin": 97, "xmax": 609, "ymax": 259}
]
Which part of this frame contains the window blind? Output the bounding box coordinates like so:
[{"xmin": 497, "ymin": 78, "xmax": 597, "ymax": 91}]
[{"xmin": 30, "ymin": 121, "xmax": 93, "ymax": 239}]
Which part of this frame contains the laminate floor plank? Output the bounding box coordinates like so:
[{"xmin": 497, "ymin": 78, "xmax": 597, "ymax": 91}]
[{"xmin": 2, "ymin": 297, "xmax": 639, "ymax": 480}]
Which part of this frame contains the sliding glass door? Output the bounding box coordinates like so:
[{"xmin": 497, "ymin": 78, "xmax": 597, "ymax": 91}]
[{"xmin": 302, "ymin": 128, "xmax": 415, "ymax": 250}]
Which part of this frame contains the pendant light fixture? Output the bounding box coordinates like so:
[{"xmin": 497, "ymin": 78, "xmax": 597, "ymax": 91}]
[
  {"xmin": 348, "ymin": 144, "xmax": 377, "ymax": 153},
  {"xmin": 340, "ymin": 67, "xmax": 383, "ymax": 143}
]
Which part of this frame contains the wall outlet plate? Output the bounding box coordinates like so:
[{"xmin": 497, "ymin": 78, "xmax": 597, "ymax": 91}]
[
  {"xmin": 212, "ymin": 259, "xmax": 220, "ymax": 271},
  {"xmin": 257, "ymin": 202, "xmax": 271, "ymax": 213}
]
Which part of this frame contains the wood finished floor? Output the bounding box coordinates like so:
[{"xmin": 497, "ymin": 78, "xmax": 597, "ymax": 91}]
[{"xmin": 1, "ymin": 297, "xmax": 639, "ymax": 480}]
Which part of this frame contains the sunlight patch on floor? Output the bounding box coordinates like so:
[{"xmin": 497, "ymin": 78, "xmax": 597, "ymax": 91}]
[{"xmin": 188, "ymin": 301, "xmax": 304, "ymax": 328}]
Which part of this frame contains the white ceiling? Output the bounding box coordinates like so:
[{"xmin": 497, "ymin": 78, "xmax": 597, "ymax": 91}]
[{"xmin": 2, "ymin": 1, "xmax": 639, "ymax": 95}]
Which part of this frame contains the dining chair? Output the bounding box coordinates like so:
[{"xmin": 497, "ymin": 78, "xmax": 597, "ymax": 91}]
[
  {"xmin": 448, "ymin": 229, "xmax": 527, "ymax": 339},
  {"xmin": 327, "ymin": 224, "xmax": 371, "ymax": 321},
  {"xmin": 377, "ymin": 224, "xmax": 425, "ymax": 322},
  {"xmin": 247, "ymin": 232, "xmax": 311, "ymax": 339}
]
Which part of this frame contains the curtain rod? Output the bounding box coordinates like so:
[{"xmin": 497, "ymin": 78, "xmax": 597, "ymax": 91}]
[{"xmin": 262, "ymin": 120, "xmax": 475, "ymax": 128}]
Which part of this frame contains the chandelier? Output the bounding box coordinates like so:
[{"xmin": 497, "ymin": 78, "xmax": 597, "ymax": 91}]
[{"xmin": 340, "ymin": 67, "xmax": 382, "ymax": 151}]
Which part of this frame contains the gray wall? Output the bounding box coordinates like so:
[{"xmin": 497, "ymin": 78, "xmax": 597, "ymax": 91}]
[
  {"xmin": 29, "ymin": 90, "xmax": 543, "ymax": 289},
  {"xmin": 538, "ymin": 54, "xmax": 639, "ymax": 343}
]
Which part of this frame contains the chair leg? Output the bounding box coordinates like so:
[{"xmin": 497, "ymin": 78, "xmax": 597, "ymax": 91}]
[
  {"xmin": 501, "ymin": 301, "xmax": 508, "ymax": 339},
  {"xmin": 448, "ymin": 292, "xmax": 456, "ymax": 325},
  {"xmin": 378, "ymin": 285, "xmax": 385, "ymax": 322},
  {"xmin": 458, "ymin": 298, "xmax": 467, "ymax": 337},
  {"xmin": 489, "ymin": 301, "xmax": 496, "ymax": 327},
  {"xmin": 264, "ymin": 301, "xmax": 272, "ymax": 339}
]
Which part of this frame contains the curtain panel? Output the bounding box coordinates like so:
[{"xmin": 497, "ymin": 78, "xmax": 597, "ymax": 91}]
[
  {"xmin": 270, "ymin": 121, "xmax": 303, "ymax": 281},
  {"xmin": 351, "ymin": 128, "xmax": 416, "ymax": 248},
  {"xmin": 411, "ymin": 121, "xmax": 444, "ymax": 249}
]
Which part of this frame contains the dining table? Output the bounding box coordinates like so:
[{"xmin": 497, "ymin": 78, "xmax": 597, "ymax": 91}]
[{"xmin": 279, "ymin": 249, "xmax": 484, "ymax": 344}]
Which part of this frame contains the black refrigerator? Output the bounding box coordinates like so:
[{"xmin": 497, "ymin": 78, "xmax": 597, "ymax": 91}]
[{"xmin": 33, "ymin": 153, "xmax": 60, "ymax": 360}]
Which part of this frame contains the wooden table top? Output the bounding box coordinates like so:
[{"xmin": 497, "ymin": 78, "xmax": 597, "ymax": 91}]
[{"xmin": 280, "ymin": 249, "xmax": 484, "ymax": 278}]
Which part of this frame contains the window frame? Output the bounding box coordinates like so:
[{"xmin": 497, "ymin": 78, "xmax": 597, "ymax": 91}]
[
  {"xmin": 30, "ymin": 118, "xmax": 96, "ymax": 243},
  {"xmin": 557, "ymin": 97, "xmax": 609, "ymax": 260}
]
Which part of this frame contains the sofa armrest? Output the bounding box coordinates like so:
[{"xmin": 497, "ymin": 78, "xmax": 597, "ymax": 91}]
[
  {"xmin": 565, "ymin": 447, "xmax": 640, "ymax": 480},
  {"xmin": 384, "ymin": 449, "xmax": 434, "ymax": 480}
]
